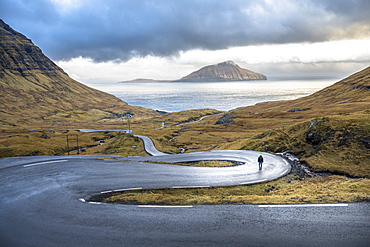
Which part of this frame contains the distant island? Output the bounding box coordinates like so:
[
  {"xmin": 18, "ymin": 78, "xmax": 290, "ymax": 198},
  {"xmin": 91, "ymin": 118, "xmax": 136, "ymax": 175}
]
[
  {"xmin": 120, "ymin": 61, "xmax": 267, "ymax": 83},
  {"xmin": 123, "ymin": 78, "xmax": 172, "ymax": 83}
]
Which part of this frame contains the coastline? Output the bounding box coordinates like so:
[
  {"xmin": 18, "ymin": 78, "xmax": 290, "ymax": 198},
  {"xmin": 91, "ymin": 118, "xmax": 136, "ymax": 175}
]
[{"xmin": 95, "ymin": 79, "xmax": 338, "ymax": 112}]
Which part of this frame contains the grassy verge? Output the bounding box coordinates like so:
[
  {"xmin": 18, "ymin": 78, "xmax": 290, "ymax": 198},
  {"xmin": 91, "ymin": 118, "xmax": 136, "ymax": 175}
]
[
  {"xmin": 100, "ymin": 175, "xmax": 370, "ymax": 205},
  {"xmin": 109, "ymin": 160, "xmax": 236, "ymax": 167}
]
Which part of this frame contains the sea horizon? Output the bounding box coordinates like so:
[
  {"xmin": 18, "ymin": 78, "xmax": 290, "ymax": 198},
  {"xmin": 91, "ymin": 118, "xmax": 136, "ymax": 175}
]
[{"xmin": 86, "ymin": 78, "xmax": 339, "ymax": 112}]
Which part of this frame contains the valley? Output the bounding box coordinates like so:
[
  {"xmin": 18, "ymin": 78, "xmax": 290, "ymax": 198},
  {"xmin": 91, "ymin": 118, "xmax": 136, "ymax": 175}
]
[{"xmin": 0, "ymin": 19, "xmax": 369, "ymax": 205}]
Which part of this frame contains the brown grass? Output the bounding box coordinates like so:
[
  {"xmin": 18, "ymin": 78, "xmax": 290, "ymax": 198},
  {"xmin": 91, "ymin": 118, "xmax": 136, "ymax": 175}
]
[
  {"xmin": 2, "ymin": 67, "xmax": 370, "ymax": 205},
  {"xmin": 242, "ymin": 113, "xmax": 370, "ymax": 177},
  {"xmin": 0, "ymin": 129, "xmax": 148, "ymax": 157},
  {"xmin": 119, "ymin": 160, "xmax": 235, "ymax": 167},
  {"xmin": 103, "ymin": 175, "xmax": 370, "ymax": 205}
]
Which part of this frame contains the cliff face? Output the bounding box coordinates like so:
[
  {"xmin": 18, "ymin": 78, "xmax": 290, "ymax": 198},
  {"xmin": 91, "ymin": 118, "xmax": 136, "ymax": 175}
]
[
  {"xmin": 0, "ymin": 20, "xmax": 130, "ymax": 121},
  {"xmin": 176, "ymin": 61, "xmax": 267, "ymax": 82},
  {"xmin": 0, "ymin": 20, "xmax": 67, "ymax": 79}
]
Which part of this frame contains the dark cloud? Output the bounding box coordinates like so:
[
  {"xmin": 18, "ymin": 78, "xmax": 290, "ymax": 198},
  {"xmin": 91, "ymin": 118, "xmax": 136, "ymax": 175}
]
[{"xmin": 1, "ymin": 0, "xmax": 369, "ymax": 62}]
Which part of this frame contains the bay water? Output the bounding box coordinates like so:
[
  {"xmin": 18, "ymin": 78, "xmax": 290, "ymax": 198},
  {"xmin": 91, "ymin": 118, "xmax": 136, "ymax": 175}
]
[{"xmin": 88, "ymin": 79, "xmax": 338, "ymax": 112}]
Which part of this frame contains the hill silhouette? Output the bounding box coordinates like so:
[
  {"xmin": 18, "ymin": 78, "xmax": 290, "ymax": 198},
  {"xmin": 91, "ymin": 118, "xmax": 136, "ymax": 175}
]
[{"xmin": 176, "ymin": 61, "xmax": 267, "ymax": 82}]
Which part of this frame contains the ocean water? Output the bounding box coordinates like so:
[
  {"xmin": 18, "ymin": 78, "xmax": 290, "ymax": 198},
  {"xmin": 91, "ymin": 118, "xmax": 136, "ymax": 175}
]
[{"xmin": 88, "ymin": 79, "xmax": 338, "ymax": 112}]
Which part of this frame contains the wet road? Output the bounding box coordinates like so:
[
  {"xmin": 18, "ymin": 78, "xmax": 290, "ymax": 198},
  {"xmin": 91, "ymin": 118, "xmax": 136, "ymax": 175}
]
[{"xmin": 1, "ymin": 155, "xmax": 369, "ymax": 246}]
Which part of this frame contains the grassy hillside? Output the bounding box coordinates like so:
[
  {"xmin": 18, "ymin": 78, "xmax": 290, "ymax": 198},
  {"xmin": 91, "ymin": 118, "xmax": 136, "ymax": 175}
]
[
  {"xmin": 101, "ymin": 67, "xmax": 369, "ymax": 205},
  {"xmin": 0, "ymin": 19, "xmax": 160, "ymax": 157},
  {"xmin": 147, "ymin": 67, "xmax": 370, "ymax": 178},
  {"xmin": 244, "ymin": 113, "xmax": 370, "ymax": 177}
]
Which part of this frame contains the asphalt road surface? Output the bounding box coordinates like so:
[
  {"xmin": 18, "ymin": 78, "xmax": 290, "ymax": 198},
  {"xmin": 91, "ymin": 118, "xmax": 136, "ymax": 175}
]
[{"xmin": 1, "ymin": 136, "xmax": 369, "ymax": 246}]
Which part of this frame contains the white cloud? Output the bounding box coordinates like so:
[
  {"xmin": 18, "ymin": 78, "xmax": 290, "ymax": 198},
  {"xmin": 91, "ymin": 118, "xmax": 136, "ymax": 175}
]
[
  {"xmin": 56, "ymin": 39, "xmax": 370, "ymax": 84},
  {"xmin": 50, "ymin": 0, "xmax": 83, "ymax": 12},
  {"xmin": 4, "ymin": 0, "xmax": 370, "ymax": 62}
]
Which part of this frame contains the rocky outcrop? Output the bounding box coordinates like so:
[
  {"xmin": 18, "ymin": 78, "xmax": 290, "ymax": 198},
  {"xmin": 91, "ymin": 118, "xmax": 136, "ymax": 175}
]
[
  {"xmin": 305, "ymin": 118, "xmax": 330, "ymax": 146},
  {"xmin": 305, "ymin": 118, "xmax": 370, "ymax": 151},
  {"xmin": 176, "ymin": 61, "xmax": 267, "ymax": 82},
  {"xmin": 287, "ymin": 108, "xmax": 310, "ymax": 112},
  {"xmin": 215, "ymin": 113, "xmax": 238, "ymax": 125}
]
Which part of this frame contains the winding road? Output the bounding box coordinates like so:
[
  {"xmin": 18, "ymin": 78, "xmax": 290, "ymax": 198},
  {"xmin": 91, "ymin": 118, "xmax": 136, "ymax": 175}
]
[{"xmin": 1, "ymin": 133, "xmax": 369, "ymax": 246}]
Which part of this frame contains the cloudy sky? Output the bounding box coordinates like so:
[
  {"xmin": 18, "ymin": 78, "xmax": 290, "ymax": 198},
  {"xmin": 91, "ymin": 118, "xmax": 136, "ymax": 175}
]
[{"xmin": 1, "ymin": 0, "xmax": 370, "ymax": 83}]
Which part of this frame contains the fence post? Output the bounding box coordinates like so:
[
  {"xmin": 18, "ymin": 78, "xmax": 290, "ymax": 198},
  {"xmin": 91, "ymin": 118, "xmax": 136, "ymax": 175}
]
[{"xmin": 66, "ymin": 135, "xmax": 70, "ymax": 155}]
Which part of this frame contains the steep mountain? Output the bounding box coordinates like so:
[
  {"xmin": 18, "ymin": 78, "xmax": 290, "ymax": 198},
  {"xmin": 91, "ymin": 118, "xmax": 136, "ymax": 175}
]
[
  {"xmin": 176, "ymin": 61, "xmax": 267, "ymax": 82},
  {"xmin": 0, "ymin": 19, "xmax": 158, "ymax": 125}
]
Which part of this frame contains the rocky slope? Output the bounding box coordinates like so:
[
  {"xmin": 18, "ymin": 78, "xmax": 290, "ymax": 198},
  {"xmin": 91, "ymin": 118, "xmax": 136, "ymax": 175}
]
[
  {"xmin": 0, "ymin": 19, "xmax": 158, "ymax": 125},
  {"xmin": 176, "ymin": 61, "xmax": 267, "ymax": 82}
]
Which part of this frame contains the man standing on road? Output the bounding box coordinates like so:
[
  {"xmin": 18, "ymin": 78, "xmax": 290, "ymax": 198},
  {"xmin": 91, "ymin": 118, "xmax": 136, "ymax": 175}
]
[{"xmin": 258, "ymin": 154, "xmax": 263, "ymax": 170}]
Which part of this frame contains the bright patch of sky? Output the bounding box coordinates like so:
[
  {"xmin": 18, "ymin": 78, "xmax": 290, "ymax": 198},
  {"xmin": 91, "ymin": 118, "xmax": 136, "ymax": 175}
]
[
  {"xmin": 57, "ymin": 39, "xmax": 370, "ymax": 83},
  {"xmin": 50, "ymin": 0, "xmax": 82, "ymax": 12}
]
